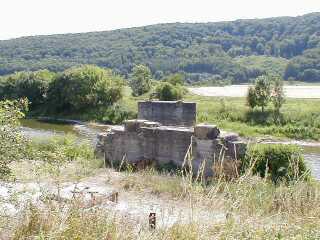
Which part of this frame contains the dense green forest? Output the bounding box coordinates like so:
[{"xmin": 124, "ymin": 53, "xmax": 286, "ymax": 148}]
[{"xmin": 0, "ymin": 13, "xmax": 320, "ymax": 83}]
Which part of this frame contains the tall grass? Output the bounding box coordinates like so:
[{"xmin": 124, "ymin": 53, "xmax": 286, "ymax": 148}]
[
  {"xmin": 8, "ymin": 169, "xmax": 320, "ymax": 239},
  {"xmin": 4, "ymin": 135, "xmax": 320, "ymax": 239}
]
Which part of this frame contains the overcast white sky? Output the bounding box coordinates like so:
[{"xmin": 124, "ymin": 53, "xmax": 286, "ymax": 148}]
[{"xmin": 1, "ymin": 0, "xmax": 319, "ymax": 40}]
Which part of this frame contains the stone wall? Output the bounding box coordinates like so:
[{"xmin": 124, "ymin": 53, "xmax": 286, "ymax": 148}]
[
  {"xmin": 138, "ymin": 101, "xmax": 196, "ymax": 126},
  {"xmin": 97, "ymin": 120, "xmax": 247, "ymax": 176}
]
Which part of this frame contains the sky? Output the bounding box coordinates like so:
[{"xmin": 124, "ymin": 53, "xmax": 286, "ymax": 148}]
[{"xmin": 1, "ymin": 0, "xmax": 319, "ymax": 40}]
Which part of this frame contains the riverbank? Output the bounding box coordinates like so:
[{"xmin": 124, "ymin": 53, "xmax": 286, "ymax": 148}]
[
  {"xmin": 19, "ymin": 117, "xmax": 320, "ymax": 180},
  {"xmin": 22, "ymin": 84, "xmax": 320, "ymax": 141}
]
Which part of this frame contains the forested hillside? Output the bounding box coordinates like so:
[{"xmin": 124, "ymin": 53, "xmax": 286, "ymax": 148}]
[{"xmin": 0, "ymin": 12, "xmax": 320, "ymax": 83}]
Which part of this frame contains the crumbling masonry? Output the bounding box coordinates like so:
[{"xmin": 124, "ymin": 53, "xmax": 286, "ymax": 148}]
[{"xmin": 96, "ymin": 101, "xmax": 247, "ymax": 176}]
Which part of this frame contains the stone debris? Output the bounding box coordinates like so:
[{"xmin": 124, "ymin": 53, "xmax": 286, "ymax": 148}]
[{"xmin": 194, "ymin": 123, "xmax": 220, "ymax": 140}]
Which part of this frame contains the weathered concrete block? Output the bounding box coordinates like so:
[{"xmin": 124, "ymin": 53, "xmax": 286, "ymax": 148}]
[
  {"xmin": 124, "ymin": 119, "xmax": 147, "ymax": 132},
  {"xmin": 225, "ymin": 141, "xmax": 247, "ymax": 160},
  {"xmin": 194, "ymin": 124, "xmax": 220, "ymax": 140},
  {"xmin": 220, "ymin": 131, "xmax": 239, "ymax": 142},
  {"xmin": 141, "ymin": 121, "xmax": 161, "ymax": 128},
  {"xmin": 138, "ymin": 101, "xmax": 196, "ymax": 126},
  {"xmin": 192, "ymin": 138, "xmax": 223, "ymax": 176},
  {"xmin": 141, "ymin": 126, "xmax": 193, "ymax": 166}
]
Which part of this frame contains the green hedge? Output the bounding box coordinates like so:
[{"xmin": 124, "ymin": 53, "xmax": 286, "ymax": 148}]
[{"xmin": 242, "ymin": 144, "xmax": 309, "ymax": 183}]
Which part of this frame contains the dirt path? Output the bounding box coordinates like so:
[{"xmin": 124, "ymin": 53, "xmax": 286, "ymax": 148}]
[
  {"xmin": 189, "ymin": 85, "xmax": 320, "ymax": 98},
  {"xmin": 0, "ymin": 169, "xmax": 225, "ymax": 229}
]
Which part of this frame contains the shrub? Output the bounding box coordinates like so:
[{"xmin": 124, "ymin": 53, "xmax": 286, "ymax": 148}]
[
  {"xmin": 246, "ymin": 86, "xmax": 257, "ymax": 109},
  {"xmin": 30, "ymin": 135, "xmax": 94, "ymax": 165},
  {"xmin": 47, "ymin": 65, "xmax": 124, "ymax": 113},
  {"xmin": 0, "ymin": 99, "xmax": 29, "ymax": 179},
  {"xmin": 247, "ymin": 75, "xmax": 271, "ymax": 112},
  {"xmin": 154, "ymin": 82, "xmax": 184, "ymax": 101},
  {"xmin": 164, "ymin": 73, "xmax": 185, "ymax": 86},
  {"xmin": 242, "ymin": 144, "xmax": 309, "ymax": 183},
  {"xmin": 0, "ymin": 70, "xmax": 55, "ymax": 109},
  {"xmin": 101, "ymin": 104, "xmax": 137, "ymax": 124},
  {"xmin": 129, "ymin": 64, "xmax": 152, "ymax": 96}
]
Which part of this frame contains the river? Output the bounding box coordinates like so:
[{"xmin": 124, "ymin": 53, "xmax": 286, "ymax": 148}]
[{"xmin": 20, "ymin": 119, "xmax": 320, "ymax": 180}]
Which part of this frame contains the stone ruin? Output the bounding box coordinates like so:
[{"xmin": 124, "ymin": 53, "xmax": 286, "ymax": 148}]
[{"xmin": 96, "ymin": 101, "xmax": 247, "ymax": 176}]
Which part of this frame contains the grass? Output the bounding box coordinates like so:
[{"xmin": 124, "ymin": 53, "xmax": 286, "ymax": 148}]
[{"xmin": 185, "ymin": 93, "xmax": 320, "ymax": 140}]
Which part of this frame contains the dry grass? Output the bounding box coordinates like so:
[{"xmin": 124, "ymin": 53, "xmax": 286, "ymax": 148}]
[
  {"xmin": 2, "ymin": 139, "xmax": 320, "ymax": 239},
  {"xmin": 7, "ymin": 174, "xmax": 320, "ymax": 239}
]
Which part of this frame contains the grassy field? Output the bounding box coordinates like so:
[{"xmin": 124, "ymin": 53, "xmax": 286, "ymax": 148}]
[
  {"xmin": 186, "ymin": 94, "xmax": 320, "ymax": 140},
  {"xmin": 120, "ymin": 87, "xmax": 320, "ymax": 140}
]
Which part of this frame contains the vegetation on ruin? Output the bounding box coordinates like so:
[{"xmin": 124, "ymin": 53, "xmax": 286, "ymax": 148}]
[{"xmin": 243, "ymin": 144, "xmax": 308, "ymax": 183}]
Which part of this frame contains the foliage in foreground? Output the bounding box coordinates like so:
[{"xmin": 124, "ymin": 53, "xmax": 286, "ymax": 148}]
[{"xmin": 0, "ymin": 99, "xmax": 29, "ymax": 179}]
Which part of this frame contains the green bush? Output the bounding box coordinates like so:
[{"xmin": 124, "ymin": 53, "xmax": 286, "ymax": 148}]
[
  {"xmin": 101, "ymin": 103, "xmax": 137, "ymax": 124},
  {"xmin": 129, "ymin": 64, "xmax": 152, "ymax": 96},
  {"xmin": 30, "ymin": 135, "xmax": 94, "ymax": 165},
  {"xmin": 243, "ymin": 144, "xmax": 309, "ymax": 183},
  {"xmin": 47, "ymin": 65, "xmax": 124, "ymax": 113},
  {"xmin": 154, "ymin": 82, "xmax": 184, "ymax": 101},
  {"xmin": 0, "ymin": 70, "xmax": 55, "ymax": 109}
]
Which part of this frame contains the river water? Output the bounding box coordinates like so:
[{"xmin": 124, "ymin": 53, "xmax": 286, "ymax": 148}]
[{"xmin": 20, "ymin": 119, "xmax": 320, "ymax": 180}]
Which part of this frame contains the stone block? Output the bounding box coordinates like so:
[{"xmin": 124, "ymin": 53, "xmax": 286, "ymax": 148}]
[
  {"xmin": 138, "ymin": 101, "xmax": 196, "ymax": 126},
  {"xmin": 225, "ymin": 140, "xmax": 247, "ymax": 159},
  {"xmin": 142, "ymin": 121, "xmax": 161, "ymax": 128},
  {"xmin": 194, "ymin": 124, "xmax": 220, "ymax": 140},
  {"xmin": 124, "ymin": 119, "xmax": 147, "ymax": 132},
  {"xmin": 220, "ymin": 131, "xmax": 239, "ymax": 142}
]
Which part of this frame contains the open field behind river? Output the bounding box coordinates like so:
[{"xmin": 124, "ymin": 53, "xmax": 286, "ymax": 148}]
[{"xmin": 189, "ymin": 85, "xmax": 320, "ymax": 98}]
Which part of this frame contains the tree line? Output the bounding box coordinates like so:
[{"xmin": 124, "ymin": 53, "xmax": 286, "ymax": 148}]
[
  {"xmin": 0, "ymin": 13, "xmax": 319, "ymax": 83},
  {"xmin": 0, "ymin": 64, "xmax": 186, "ymax": 122},
  {"xmin": 0, "ymin": 66, "xmax": 124, "ymax": 118}
]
